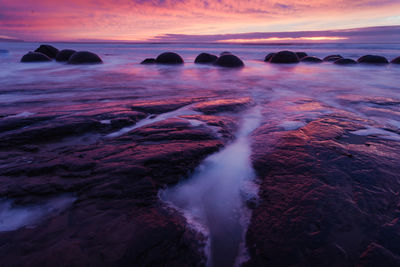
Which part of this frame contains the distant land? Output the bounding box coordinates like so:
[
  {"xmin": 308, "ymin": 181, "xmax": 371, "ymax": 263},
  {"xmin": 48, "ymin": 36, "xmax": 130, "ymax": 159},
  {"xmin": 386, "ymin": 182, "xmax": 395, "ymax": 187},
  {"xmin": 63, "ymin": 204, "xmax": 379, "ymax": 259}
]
[{"xmin": 0, "ymin": 37, "xmax": 23, "ymax": 42}]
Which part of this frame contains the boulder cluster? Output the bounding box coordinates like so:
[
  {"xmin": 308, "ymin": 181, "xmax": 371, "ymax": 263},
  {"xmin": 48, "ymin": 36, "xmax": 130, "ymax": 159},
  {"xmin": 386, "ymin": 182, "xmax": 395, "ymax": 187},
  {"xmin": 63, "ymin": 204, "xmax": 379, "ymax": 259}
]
[
  {"xmin": 20, "ymin": 44, "xmax": 102, "ymax": 64},
  {"xmin": 263, "ymin": 50, "xmax": 399, "ymax": 66},
  {"xmin": 141, "ymin": 51, "xmax": 244, "ymax": 68}
]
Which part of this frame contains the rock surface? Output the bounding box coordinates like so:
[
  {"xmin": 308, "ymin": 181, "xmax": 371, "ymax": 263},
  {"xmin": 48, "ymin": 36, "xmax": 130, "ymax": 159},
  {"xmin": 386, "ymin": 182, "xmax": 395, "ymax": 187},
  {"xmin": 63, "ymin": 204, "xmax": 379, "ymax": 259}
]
[
  {"xmin": 20, "ymin": 52, "xmax": 52, "ymax": 63},
  {"xmin": 301, "ymin": 56, "xmax": 323, "ymax": 63},
  {"xmin": 391, "ymin": 56, "xmax": 400, "ymax": 64},
  {"xmin": 141, "ymin": 58, "xmax": 156, "ymax": 64},
  {"xmin": 334, "ymin": 58, "xmax": 357, "ymax": 65},
  {"xmin": 295, "ymin": 52, "xmax": 308, "ymax": 59},
  {"xmin": 358, "ymin": 55, "xmax": 389, "ymax": 64},
  {"xmin": 194, "ymin": 53, "xmax": 218, "ymax": 64},
  {"xmin": 245, "ymin": 115, "xmax": 400, "ymax": 267},
  {"xmin": 35, "ymin": 44, "xmax": 59, "ymax": 59},
  {"xmin": 324, "ymin": 55, "xmax": 343, "ymax": 61},
  {"xmin": 214, "ymin": 54, "xmax": 244, "ymax": 67},
  {"xmin": 269, "ymin": 51, "xmax": 299, "ymax": 64},
  {"xmin": 68, "ymin": 51, "xmax": 103, "ymax": 64},
  {"xmin": 56, "ymin": 49, "xmax": 76, "ymax": 62},
  {"xmin": 155, "ymin": 52, "xmax": 184, "ymax": 64}
]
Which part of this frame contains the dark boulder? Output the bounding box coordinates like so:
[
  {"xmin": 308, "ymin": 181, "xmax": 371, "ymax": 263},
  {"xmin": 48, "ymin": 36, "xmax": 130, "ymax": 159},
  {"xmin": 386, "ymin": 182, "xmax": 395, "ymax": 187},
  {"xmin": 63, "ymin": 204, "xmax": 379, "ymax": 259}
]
[
  {"xmin": 215, "ymin": 54, "xmax": 244, "ymax": 68},
  {"xmin": 194, "ymin": 53, "xmax": 218, "ymax": 64},
  {"xmin": 34, "ymin": 44, "xmax": 59, "ymax": 59},
  {"xmin": 358, "ymin": 55, "xmax": 389, "ymax": 64},
  {"xmin": 220, "ymin": 51, "xmax": 232, "ymax": 56},
  {"xmin": 295, "ymin": 52, "xmax": 308, "ymax": 59},
  {"xmin": 269, "ymin": 51, "xmax": 299, "ymax": 64},
  {"xmin": 300, "ymin": 56, "xmax": 323, "ymax": 63},
  {"xmin": 20, "ymin": 52, "xmax": 52, "ymax": 63},
  {"xmin": 324, "ymin": 55, "xmax": 343, "ymax": 61},
  {"xmin": 391, "ymin": 56, "xmax": 400, "ymax": 64},
  {"xmin": 155, "ymin": 52, "xmax": 184, "ymax": 64},
  {"xmin": 68, "ymin": 51, "xmax": 103, "ymax": 64},
  {"xmin": 264, "ymin": 53, "xmax": 275, "ymax": 62},
  {"xmin": 334, "ymin": 58, "xmax": 357, "ymax": 65},
  {"xmin": 141, "ymin": 58, "xmax": 156, "ymax": 64},
  {"xmin": 55, "ymin": 49, "xmax": 76, "ymax": 62}
]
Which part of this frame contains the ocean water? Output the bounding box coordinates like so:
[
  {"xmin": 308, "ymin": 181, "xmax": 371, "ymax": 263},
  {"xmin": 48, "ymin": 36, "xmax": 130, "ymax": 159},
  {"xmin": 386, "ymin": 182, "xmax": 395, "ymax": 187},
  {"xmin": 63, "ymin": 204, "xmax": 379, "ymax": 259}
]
[{"xmin": 1, "ymin": 42, "xmax": 399, "ymax": 265}]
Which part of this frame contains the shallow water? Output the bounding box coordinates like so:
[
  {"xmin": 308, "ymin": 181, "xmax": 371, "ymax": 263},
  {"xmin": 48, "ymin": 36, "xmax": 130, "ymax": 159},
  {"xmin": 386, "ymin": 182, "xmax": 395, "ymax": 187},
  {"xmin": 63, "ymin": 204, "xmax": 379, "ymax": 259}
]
[{"xmin": 1, "ymin": 42, "xmax": 399, "ymax": 264}]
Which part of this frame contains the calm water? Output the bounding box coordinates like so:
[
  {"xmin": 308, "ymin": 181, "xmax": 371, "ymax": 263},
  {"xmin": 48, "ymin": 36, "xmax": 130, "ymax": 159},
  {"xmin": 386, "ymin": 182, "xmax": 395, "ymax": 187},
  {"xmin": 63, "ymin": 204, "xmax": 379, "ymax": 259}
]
[{"xmin": 1, "ymin": 42, "xmax": 399, "ymax": 266}]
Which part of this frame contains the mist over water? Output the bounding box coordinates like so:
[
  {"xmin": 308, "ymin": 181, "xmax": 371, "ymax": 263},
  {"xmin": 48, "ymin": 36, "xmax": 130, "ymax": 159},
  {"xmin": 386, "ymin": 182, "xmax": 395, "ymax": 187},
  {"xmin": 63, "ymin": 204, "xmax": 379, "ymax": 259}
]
[{"xmin": 161, "ymin": 107, "xmax": 262, "ymax": 266}]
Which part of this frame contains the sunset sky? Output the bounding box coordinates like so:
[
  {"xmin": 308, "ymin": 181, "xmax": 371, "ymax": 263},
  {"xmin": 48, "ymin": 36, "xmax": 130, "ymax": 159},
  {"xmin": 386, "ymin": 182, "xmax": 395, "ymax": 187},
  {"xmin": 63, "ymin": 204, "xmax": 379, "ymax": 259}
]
[{"xmin": 0, "ymin": 0, "xmax": 400, "ymax": 42}]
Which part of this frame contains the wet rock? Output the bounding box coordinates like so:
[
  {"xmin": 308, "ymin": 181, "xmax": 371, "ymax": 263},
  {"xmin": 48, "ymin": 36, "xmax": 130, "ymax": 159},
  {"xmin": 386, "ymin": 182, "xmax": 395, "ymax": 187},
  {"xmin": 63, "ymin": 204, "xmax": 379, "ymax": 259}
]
[
  {"xmin": 301, "ymin": 56, "xmax": 323, "ymax": 63},
  {"xmin": 194, "ymin": 53, "xmax": 218, "ymax": 64},
  {"xmin": 264, "ymin": 53, "xmax": 275, "ymax": 62},
  {"xmin": 68, "ymin": 51, "xmax": 103, "ymax": 64},
  {"xmin": 194, "ymin": 97, "xmax": 252, "ymax": 114},
  {"xmin": 296, "ymin": 52, "xmax": 308, "ymax": 59},
  {"xmin": 357, "ymin": 243, "xmax": 400, "ymax": 267},
  {"xmin": 55, "ymin": 49, "xmax": 76, "ymax": 62},
  {"xmin": 391, "ymin": 56, "xmax": 400, "ymax": 64},
  {"xmin": 155, "ymin": 52, "xmax": 184, "ymax": 64},
  {"xmin": 215, "ymin": 54, "xmax": 244, "ymax": 68},
  {"xmin": 131, "ymin": 98, "xmax": 199, "ymax": 114},
  {"xmin": 269, "ymin": 50, "xmax": 299, "ymax": 64},
  {"xmin": 245, "ymin": 116, "xmax": 400, "ymax": 267},
  {"xmin": 140, "ymin": 58, "xmax": 156, "ymax": 64},
  {"xmin": 20, "ymin": 52, "xmax": 52, "ymax": 63},
  {"xmin": 358, "ymin": 55, "xmax": 389, "ymax": 64},
  {"xmin": 34, "ymin": 44, "xmax": 59, "ymax": 59},
  {"xmin": 334, "ymin": 58, "xmax": 357, "ymax": 65},
  {"xmin": 324, "ymin": 55, "xmax": 343, "ymax": 62}
]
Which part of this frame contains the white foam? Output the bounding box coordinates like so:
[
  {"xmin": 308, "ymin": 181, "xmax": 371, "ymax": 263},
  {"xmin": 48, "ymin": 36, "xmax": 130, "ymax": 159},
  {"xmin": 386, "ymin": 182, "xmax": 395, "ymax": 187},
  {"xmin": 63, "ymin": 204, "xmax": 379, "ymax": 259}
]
[
  {"xmin": 100, "ymin": 119, "xmax": 111, "ymax": 124},
  {"xmin": 107, "ymin": 104, "xmax": 200, "ymax": 138},
  {"xmin": 351, "ymin": 126, "xmax": 400, "ymax": 141},
  {"xmin": 0, "ymin": 195, "xmax": 76, "ymax": 232},
  {"xmin": 279, "ymin": 120, "xmax": 306, "ymax": 131},
  {"xmin": 7, "ymin": 111, "xmax": 36, "ymax": 118}
]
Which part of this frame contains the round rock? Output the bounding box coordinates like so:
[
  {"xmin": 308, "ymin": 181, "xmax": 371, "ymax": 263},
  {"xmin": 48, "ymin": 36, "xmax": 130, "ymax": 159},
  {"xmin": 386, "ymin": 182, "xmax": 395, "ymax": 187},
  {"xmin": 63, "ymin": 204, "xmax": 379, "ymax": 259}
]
[
  {"xmin": 20, "ymin": 52, "xmax": 52, "ymax": 63},
  {"xmin": 68, "ymin": 51, "xmax": 103, "ymax": 64},
  {"xmin": 301, "ymin": 56, "xmax": 323, "ymax": 63},
  {"xmin": 324, "ymin": 55, "xmax": 343, "ymax": 62},
  {"xmin": 264, "ymin": 53, "xmax": 275, "ymax": 62},
  {"xmin": 391, "ymin": 56, "xmax": 400, "ymax": 64},
  {"xmin": 215, "ymin": 54, "xmax": 244, "ymax": 68},
  {"xmin": 334, "ymin": 58, "xmax": 357, "ymax": 65},
  {"xmin": 269, "ymin": 51, "xmax": 299, "ymax": 64},
  {"xmin": 55, "ymin": 49, "xmax": 76, "ymax": 62},
  {"xmin": 194, "ymin": 53, "xmax": 218, "ymax": 64},
  {"xmin": 34, "ymin": 44, "xmax": 59, "ymax": 59},
  {"xmin": 141, "ymin": 58, "xmax": 156, "ymax": 64},
  {"xmin": 155, "ymin": 52, "xmax": 184, "ymax": 64},
  {"xmin": 296, "ymin": 52, "xmax": 308, "ymax": 59},
  {"xmin": 357, "ymin": 55, "xmax": 389, "ymax": 64},
  {"xmin": 220, "ymin": 51, "xmax": 232, "ymax": 56}
]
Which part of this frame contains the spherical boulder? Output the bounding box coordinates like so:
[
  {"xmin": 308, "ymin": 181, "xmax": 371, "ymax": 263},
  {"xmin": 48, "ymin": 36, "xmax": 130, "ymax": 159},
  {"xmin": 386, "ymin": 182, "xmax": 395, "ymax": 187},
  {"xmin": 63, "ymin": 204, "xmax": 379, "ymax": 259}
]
[
  {"xmin": 68, "ymin": 51, "xmax": 103, "ymax": 64},
  {"xmin": 220, "ymin": 51, "xmax": 232, "ymax": 56},
  {"xmin": 357, "ymin": 55, "xmax": 389, "ymax": 64},
  {"xmin": 334, "ymin": 58, "xmax": 357, "ymax": 65},
  {"xmin": 295, "ymin": 52, "xmax": 308, "ymax": 59},
  {"xmin": 264, "ymin": 53, "xmax": 275, "ymax": 62},
  {"xmin": 155, "ymin": 52, "xmax": 184, "ymax": 64},
  {"xmin": 215, "ymin": 54, "xmax": 244, "ymax": 68},
  {"xmin": 391, "ymin": 56, "xmax": 400, "ymax": 64},
  {"xmin": 269, "ymin": 51, "xmax": 299, "ymax": 64},
  {"xmin": 34, "ymin": 44, "xmax": 59, "ymax": 59},
  {"xmin": 194, "ymin": 53, "xmax": 218, "ymax": 64},
  {"xmin": 55, "ymin": 49, "xmax": 76, "ymax": 62},
  {"xmin": 300, "ymin": 56, "xmax": 323, "ymax": 63},
  {"xmin": 323, "ymin": 55, "xmax": 343, "ymax": 62},
  {"xmin": 141, "ymin": 58, "xmax": 156, "ymax": 64},
  {"xmin": 20, "ymin": 52, "xmax": 52, "ymax": 63}
]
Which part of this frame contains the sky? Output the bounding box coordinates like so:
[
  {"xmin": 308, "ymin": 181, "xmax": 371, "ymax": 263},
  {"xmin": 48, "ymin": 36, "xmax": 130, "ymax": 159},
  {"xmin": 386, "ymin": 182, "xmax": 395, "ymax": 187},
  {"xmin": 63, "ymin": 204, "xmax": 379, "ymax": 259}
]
[{"xmin": 0, "ymin": 0, "xmax": 400, "ymax": 42}]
